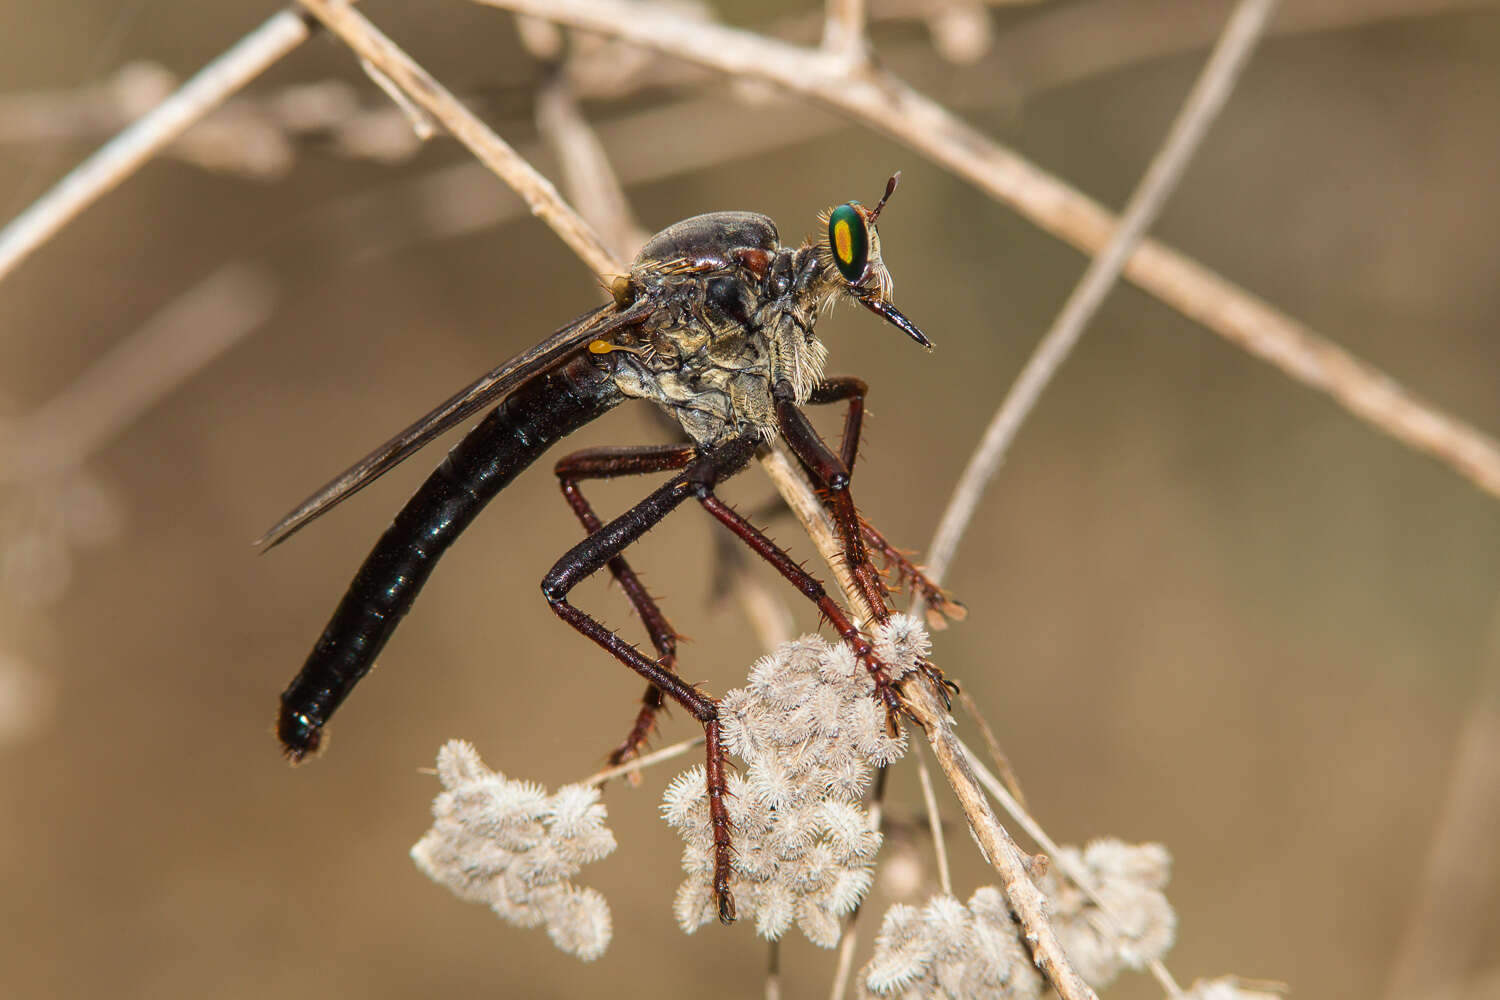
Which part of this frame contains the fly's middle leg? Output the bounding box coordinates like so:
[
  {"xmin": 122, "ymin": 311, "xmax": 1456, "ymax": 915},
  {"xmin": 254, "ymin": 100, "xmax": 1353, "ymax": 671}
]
[
  {"xmin": 541, "ymin": 437, "xmax": 758, "ymax": 926},
  {"xmin": 554, "ymin": 444, "xmax": 695, "ymax": 766},
  {"xmin": 804, "ymin": 378, "xmax": 964, "ymax": 626}
]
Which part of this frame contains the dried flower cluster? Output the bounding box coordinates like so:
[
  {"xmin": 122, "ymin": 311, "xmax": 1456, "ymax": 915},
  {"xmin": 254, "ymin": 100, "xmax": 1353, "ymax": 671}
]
[
  {"xmin": 411, "ymin": 740, "xmax": 616, "ymax": 960},
  {"xmin": 663, "ymin": 616, "xmax": 928, "ymax": 946},
  {"xmin": 860, "ymin": 840, "xmax": 1176, "ymax": 998},
  {"xmin": 1039, "ymin": 839, "xmax": 1177, "ymax": 987},
  {"xmin": 861, "ymin": 887, "xmax": 1043, "ymax": 999}
]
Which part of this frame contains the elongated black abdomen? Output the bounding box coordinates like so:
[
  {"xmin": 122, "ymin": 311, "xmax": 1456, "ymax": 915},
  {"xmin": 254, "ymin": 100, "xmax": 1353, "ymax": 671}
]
[{"xmin": 278, "ymin": 353, "xmax": 623, "ymax": 759}]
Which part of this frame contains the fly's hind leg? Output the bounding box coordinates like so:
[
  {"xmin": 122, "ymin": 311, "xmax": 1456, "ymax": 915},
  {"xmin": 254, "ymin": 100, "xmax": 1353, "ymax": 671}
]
[
  {"xmin": 554, "ymin": 444, "xmax": 696, "ymax": 766},
  {"xmin": 542, "ymin": 436, "xmax": 758, "ymax": 925}
]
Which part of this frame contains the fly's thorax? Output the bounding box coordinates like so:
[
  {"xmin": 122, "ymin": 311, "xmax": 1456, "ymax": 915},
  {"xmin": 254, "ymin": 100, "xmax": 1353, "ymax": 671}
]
[{"xmin": 601, "ymin": 266, "xmax": 783, "ymax": 447}]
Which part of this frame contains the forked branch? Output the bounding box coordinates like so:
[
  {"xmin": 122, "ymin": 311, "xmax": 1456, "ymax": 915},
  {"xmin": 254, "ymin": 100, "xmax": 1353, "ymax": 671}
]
[{"xmin": 466, "ymin": 0, "xmax": 1500, "ymax": 506}]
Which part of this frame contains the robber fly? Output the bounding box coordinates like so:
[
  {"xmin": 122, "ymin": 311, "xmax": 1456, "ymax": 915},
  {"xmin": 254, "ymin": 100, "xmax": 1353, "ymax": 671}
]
[{"xmin": 262, "ymin": 173, "xmax": 958, "ymax": 923}]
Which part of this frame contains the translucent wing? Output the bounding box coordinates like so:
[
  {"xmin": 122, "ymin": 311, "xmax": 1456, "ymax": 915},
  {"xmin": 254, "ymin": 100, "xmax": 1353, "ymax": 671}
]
[{"xmin": 256, "ymin": 301, "xmax": 650, "ymax": 551}]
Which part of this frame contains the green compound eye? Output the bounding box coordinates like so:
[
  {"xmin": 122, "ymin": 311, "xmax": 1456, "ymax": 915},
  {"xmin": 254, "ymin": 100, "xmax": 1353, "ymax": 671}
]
[{"xmin": 827, "ymin": 203, "xmax": 870, "ymax": 284}]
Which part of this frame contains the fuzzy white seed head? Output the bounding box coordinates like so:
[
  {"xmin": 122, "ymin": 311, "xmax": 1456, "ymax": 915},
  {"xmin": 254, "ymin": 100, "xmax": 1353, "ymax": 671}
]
[
  {"xmin": 664, "ymin": 626, "xmax": 929, "ymax": 945},
  {"xmin": 860, "ymin": 890, "xmax": 1044, "ymax": 999},
  {"xmin": 1038, "ymin": 839, "xmax": 1178, "ymax": 986},
  {"xmin": 411, "ymin": 740, "xmax": 617, "ymax": 961}
]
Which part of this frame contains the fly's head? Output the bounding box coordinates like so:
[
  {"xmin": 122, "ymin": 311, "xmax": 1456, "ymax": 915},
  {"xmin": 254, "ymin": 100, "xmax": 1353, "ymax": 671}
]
[{"xmin": 815, "ymin": 172, "xmax": 933, "ymax": 350}]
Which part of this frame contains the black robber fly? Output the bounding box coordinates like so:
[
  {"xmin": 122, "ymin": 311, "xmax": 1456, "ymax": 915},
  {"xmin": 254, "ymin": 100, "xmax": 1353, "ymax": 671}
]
[{"xmin": 262, "ymin": 173, "xmax": 960, "ymax": 923}]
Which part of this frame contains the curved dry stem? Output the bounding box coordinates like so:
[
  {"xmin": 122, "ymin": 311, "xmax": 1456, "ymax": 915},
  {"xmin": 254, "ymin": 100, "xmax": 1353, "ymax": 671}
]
[
  {"xmin": 914, "ymin": 743, "xmax": 953, "ymax": 897},
  {"xmin": 959, "ymin": 740, "xmax": 1185, "ymax": 996},
  {"xmin": 296, "ymin": 0, "xmax": 621, "ymax": 278},
  {"xmin": 759, "ymin": 440, "xmax": 1099, "ymax": 1000}
]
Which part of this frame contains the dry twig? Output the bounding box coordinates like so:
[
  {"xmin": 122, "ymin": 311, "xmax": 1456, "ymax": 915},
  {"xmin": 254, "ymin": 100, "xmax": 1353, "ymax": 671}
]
[
  {"xmin": 916, "ymin": 0, "xmax": 1278, "ymax": 599},
  {"xmin": 0, "ymin": 9, "xmax": 317, "ymax": 283},
  {"xmin": 759, "ymin": 441, "xmax": 1099, "ymax": 1000},
  {"xmin": 294, "ymin": 0, "xmax": 618, "ymax": 278},
  {"xmin": 468, "ymin": 0, "xmax": 1500, "ymax": 506}
]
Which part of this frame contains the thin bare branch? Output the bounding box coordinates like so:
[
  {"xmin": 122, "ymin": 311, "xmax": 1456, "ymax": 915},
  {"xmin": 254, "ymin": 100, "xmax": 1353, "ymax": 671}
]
[
  {"xmin": 916, "ymin": 0, "xmax": 1278, "ymax": 598},
  {"xmin": 914, "ymin": 744, "xmax": 953, "ymax": 896},
  {"xmin": 468, "ymin": 0, "xmax": 1500, "ymax": 507},
  {"xmin": 960, "ymin": 739, "xmax": 1185, "ymax": 996},
  {"xmin": 758, "ymin": 440, "xmax": 1099, "ymax": 1000},
  {"xmin": 296, "ymin": 0, "xmax": 620, "ymax": 278},
  {"xmin": 1381, "ymin": 603, "xmax": 1500, "ymax": 1000},
  {"xmin": 534, "ymin": 73, "xmax": 649, "ymax": 264},
  {"xmin": 957, "ymin": 687, "xmax": 1028, "ymax": 811},
  {"xmin": 0, "ymin": 9, "xmax": 315, "ymax": 284},
  {"xmin": 582, "ymin": 735, "xmax": 702, "ymax": 786},
  {"xmin": 822, "ymin": 0, "xmax": 869, "ymax": 64}
]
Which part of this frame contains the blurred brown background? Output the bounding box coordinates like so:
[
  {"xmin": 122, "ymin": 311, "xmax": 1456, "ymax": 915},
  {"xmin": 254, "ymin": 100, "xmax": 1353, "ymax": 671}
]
[{"xmin": 2, "ymin": 1, "xmax": 1499, "ymax": 997}]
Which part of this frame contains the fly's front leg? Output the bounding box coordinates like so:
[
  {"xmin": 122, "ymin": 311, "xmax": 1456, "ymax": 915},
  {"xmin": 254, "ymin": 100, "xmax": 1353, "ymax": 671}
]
[
  {"xmin": 806, "ymin": 378, "xmax": 964, "ymax": 625},
  {"xmin": 541, "ymin": 436, "xmax": 758, "ymax": 925},
  {"xmin": 554, "ymin": 444, "xmax": 695, "ymax": 765},
  {"xmin": 775, "ymin": 389, "xmax": 890, "ymax": 621},
  {"xmin": 858, "ymin": 519, "xmax": 967, "ymax": 626}
]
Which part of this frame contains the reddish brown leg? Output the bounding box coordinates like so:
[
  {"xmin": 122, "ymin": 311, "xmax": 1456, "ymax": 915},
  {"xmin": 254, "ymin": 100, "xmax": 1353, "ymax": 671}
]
[
  {"xmin": 696, "ymin": 494, "xmax": 905, "ymax": 729},
  {"xmin": 805, "ymin": 378, "xmax": 965, "ymax": 626},
  {"xmin": 554, "ymin": 444, "xmax": 695, "ymax": 764},
  {"xmin": 542, "ymin": 436, "xmax": 759, "ymax": 924},
  {"xmin": 859, "ymin": 518, "xmax": 967, "ymax": 626}
]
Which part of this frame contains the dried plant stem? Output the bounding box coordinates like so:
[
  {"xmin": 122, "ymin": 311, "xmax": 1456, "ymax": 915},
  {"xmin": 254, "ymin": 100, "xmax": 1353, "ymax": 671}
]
[
  {"xmin": 582, "ymin": 735, "xmax": 702, "ymax": 786},
  {"xmin": 534, "ymin": 73, "xmax": 649, "ymax": 264},
  {"xmin": 917, "ymin": 0, "xmax": 1277, "ymax": 598},
  {"xmin": 759, "ymin": 441, "xmax": 1098, "ymax": 1000},
  {"xmin": 295, "ymin": 0, "xmax": 620, "ymax": 278},
  {"xmin": 0, "ymin": 9, "xmax": 316, "ymax": 283},
  {"xmin": 914, "ymin": 745, "xmax": 953, "ymax": 896},
  {"xmin": 1381, "ymin": 605, "xmax": 1500, "ymax": 1000},
  {"xmin": 957, "ymin": 687, "xmax": 1028, "ymax": 812},
  {"xmin": 766, "ymin": 938, "xmax": 783, "ymax": 1000},
  {"xmin": 469, "ymin": 0, "xmax": 1500, "ymax": 506},
  {"xmin": 960, "ymin": 739, "xmax": 1185, "ymax": 996},
  {"xmin": 822, "ymin": 0, "xmax": 868, "ymax": 63}
]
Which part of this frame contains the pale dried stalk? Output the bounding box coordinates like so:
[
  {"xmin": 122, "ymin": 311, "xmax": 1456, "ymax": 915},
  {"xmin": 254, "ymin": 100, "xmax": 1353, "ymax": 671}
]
[
  {"xmin": 534, "ymin": 73, "xmax": 649, "ymax": 264},
  {"xmin": 960, "ymin": 741, "xmax": 1185, "ymax": 996},
  {"xmin": 468, "ymin": 0, "xmax": 1500, "ymax": 505},
  {"xmin": 914, "ymin": 745, "xmax": 953, "ymax": 897},
  {"xmin": 295, "ymin": 0, "xmax": 619, "ymax": 279},
  {"xmin": 766, "ymin": 938, "xmax": 783, "ymax": 1000},
  {"xmin": 758, "ymin": 441, "xmax": 1099, "ymax": 1000},
  {"xmin": 822, "ymin": 0, "xmax": 869, "ymax": 63},
  {"xmin": 917, "ymin": 0, "xmax": 1278, "ymax": 598},
  {"xmin": 581, "ymin": 735, "xmax": 702, "ymax": 786},
  {"xmin": 1381, "ymin": 606, "xmax": 1500, "ymax": 1000},
  {"xmin": 0, "ymin": 9, "xmax": 316, "ymax": 283}
]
